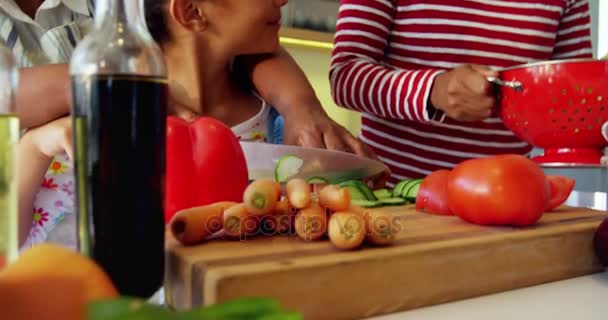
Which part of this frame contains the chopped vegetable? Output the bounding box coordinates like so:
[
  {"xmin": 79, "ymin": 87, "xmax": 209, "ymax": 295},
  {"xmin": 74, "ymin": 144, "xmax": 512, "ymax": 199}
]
[
  {"xmin": 378, "ymin": 198, "xmax": 407, "ymax": 206},
  {"xmin": 286, "ymin": 178, "xmax": 312, "ymax": 209},
  {"xmin": 372, "ymin": 188, "xmax": 392, "ymax": 199},
  {"xmin": 223, "ymin": 204, "xmax": 260, "ymax": 239},
  {"xmin": 415, "ymin": 170, "xmax": 452, "ymax": 216},
  {"xmin": 392, "ymin": 179, "xmax": 411, "ymax": 198},
  {"xmin": 364, "ymin": 210, "xmax": 398, "ymax": 246},
  {"xmin": 328, "ymin": 211, "xmax": 366, "ymax": 250},
  {"xmin": 243, "ymin": 179, "xmax": 282, "ymax": 215},
  {"xmin": 306, "ymin": 176, "xmax": 329, "ymax": 184},
  {"xmin": 169, "ymin": 202, "xmax": 236, "ymax": 245},
  {"xmin": 351, "ymin": 199, "xmax": 382, "ymax": 208},
  {"xmin": 319, "ymin": 185, "xmax": 351, "ymax": 212},
  {"xmin": 400, "ymin": 179, "xmax": 423, "ymax": 201},
  {"xmin": 339, "ymin": 180, "xmax": 376, "ymax": 201},
  {"xmin": 274, "ymin": 155, "xmax": 304, "ymax": 182},
  {"xmin": 295, "ymin": 204, "xmax": 327, "ymax": 241},
  {"xmin": 545, "ymin": 175, "xmax": 575, "ymax": 211}
]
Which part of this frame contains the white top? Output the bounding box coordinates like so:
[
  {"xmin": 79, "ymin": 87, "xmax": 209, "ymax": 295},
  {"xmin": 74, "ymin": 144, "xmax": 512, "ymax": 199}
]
[
  {"xmin": 0, "ymin": 0, "xmax": 93, "ymax": 66},
  {"xmin": 231, "ymin": 96, "xmax": 272, "ymax": 143}
]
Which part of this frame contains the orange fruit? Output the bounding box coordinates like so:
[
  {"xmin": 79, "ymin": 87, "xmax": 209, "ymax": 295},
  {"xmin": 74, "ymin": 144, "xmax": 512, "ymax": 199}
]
[
  {"xmin": 0, "ymin": 243, "xmax": 118, "ymax": 301},
  {"xmin": 0, "ymin": 273, "xmax": 86, "ymax": 320}
]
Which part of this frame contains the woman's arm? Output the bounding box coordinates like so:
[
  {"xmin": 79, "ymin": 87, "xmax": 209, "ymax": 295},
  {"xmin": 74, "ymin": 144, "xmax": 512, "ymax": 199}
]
[
  {"xmin": 330, "ymin": 0, "xmax": 496, "ymax": 122},
  {"xmin": 16, "ymin": 64, "xmax": 71, "ymax": 128}
]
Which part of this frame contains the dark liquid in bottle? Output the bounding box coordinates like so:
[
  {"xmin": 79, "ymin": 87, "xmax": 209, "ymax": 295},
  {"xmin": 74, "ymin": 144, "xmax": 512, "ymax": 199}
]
[{"xmin": 72, "ymin": 74, "xmax": 167, "ymax": 297}]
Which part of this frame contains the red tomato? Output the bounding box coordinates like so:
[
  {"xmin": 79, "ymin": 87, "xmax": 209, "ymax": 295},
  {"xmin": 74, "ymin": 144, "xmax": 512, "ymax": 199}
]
[
  {"xmin": 545, "ymin": 175, "xmax": 575, "ymax": 211},
  {"xmin": 415, "ymin": 170, "xmax": 452, "ymax": 215},
  {"xmin": 447, "ymin": 155, "xmax": 549, "ymax": 227},
  {"xmin": 165, "ymin": 116, "xmax": 249, "ymax": 223}
]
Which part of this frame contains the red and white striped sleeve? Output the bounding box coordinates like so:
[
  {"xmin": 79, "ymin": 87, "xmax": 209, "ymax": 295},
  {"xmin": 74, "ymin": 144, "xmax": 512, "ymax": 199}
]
[
  {"xmin": 552, "ymin": 0, "xmax": 593, "ymax": 59},
  {"xmin": 329, "ymin": 0, "xmax": 443, "ymax": 122}
]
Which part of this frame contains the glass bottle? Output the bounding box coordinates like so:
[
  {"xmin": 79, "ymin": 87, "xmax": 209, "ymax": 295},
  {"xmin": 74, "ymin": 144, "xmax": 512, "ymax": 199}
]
[
  {"xmin": 70, "ymin": 0, "xmax": 168, "ymax": 297},
  {"xmin": 0, "ymin": 43, "xmax": 19, "ymax": 268}
]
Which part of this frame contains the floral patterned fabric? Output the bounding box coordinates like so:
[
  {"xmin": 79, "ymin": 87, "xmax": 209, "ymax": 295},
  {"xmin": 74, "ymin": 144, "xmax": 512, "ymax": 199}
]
[{"xmin": 22, "ymin": 153, "xmax": 75, "ymax": 249}]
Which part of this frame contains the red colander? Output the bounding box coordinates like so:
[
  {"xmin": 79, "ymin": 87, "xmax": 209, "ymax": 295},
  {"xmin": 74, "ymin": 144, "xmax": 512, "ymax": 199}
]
[{"xmin": 492, "ymin": 59, "xmax": 608, "ymax": 164}]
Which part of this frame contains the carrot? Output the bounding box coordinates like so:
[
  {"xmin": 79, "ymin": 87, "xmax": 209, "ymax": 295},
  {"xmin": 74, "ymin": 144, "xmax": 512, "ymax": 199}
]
[
  {"xmin": 364, "ymin": 209, "xmax": 399, "ymax": 246},
  {"xmin": 328, "ymin": 211, "xmax": 366, "ymax": 250},
  {"xmin": 295, "ymin": 204, "xmax": 327, "ymax": 241},
  {"xmin": 311, "ymin": 183, "xmax": 327, "ymax": 196},
  {"xmin": 349, "ymin": 204, "xmax": 370, "ymax": 216},
  {"xmin": 223, "ymin": 203, "xmax": 260, "ymax": 239},
  {"xmin": 318, "ymin": 185, "xmax": 351, "ymax": 212},
  {"xmin": 286, "ymin": 178, "xmax": 312, "ymax": 209},
  {"xmin": 170, "ymin": 202, "xmax": 236, "ymax": 246},
  {"xmin": 243, "ymin": 179, "xmax": 282, "ymax": 215},
  {"xmin": 274, "ymin": 198, "xmax": 296, "ymax": 234}
]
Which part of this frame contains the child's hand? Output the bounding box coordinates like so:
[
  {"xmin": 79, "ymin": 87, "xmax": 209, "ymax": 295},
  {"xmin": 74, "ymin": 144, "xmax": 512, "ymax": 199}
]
[{"xmin": 25, "ymin": 116, "xmax": 73, "ymax": 160}]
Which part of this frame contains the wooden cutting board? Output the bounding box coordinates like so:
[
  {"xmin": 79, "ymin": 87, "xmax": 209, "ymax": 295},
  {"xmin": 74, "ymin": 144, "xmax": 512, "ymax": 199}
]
[{"xmin": 164, "ymin": 206, "xmax": 607, "ymax": 319}]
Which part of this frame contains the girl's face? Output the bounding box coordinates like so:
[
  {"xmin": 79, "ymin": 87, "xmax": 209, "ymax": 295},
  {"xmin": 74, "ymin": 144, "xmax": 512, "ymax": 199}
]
[{"xmin": 199, "ymin": 0, "xmax": 288, "ymax": 55}]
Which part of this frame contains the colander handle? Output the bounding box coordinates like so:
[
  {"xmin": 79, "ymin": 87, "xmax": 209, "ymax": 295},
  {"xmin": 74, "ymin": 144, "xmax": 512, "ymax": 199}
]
[
  {"xmin": 486, "ymin": 77, "xmax": 523, "ymax": 92},
  {"xmin": 602, "ymin": 122, "xmax": 608, "ymax": 143}
]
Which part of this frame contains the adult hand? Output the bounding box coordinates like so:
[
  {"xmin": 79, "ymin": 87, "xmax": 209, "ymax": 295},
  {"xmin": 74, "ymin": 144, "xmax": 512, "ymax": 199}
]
[
  {"xmin": 282, "ymin": 106, "xmax": 390, "ymax": 188},
  {"xmin": 283, "ymin": 106, "xmax": 374, "ymax": 158},
  {"xmin": 430, "ymin": 64, "xmax": 498, "ymax": 122}
]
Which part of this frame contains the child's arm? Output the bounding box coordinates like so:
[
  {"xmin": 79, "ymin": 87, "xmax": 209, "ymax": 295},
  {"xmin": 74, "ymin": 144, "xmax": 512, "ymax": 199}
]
[
  {"xmin": 16, "ymin": 64, "xmax": 71, "ymax": 129},
  {"xmin": 17, "ymin": 117, "xmax": 73, "ymax": 245}
]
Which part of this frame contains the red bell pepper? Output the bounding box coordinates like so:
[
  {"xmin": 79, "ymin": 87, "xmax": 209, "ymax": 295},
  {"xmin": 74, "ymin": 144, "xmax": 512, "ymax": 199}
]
[{"xmin": 165, "ymin": 116, "xmax": 248, "ymax": 223}]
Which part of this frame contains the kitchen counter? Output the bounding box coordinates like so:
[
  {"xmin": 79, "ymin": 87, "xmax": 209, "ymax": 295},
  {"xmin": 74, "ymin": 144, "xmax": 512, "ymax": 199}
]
[{"xmin": 372, "ymin": 271, "xmax": 608, "ymax": 320}]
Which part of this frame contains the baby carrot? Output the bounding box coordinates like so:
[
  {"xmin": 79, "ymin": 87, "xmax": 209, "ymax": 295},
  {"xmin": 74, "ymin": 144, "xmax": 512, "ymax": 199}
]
[
  {"xmin": 295, "ymin": 204, "xmax": 327, "ymax": 241},
  {"xmin": 365, "ymin": 209, "xmax": 399, "ymax": 246},
  {"xmin": 223, "ymin": 203, "xmax": 260, "ymax": 239},
  {"xmin": 243, "ymin": 179, "xmax": 282, "ymax": 215},
  {"xmin": 274, "ymin": 198, "xmax": 296, "ymax": 234},
  {"xmin": 170, "ymin": 202, "xmax": 236, "ymax": 246},
  {"xmin": 286, "ymin": 178, "xmax": 312, "ymax": 209},
  {"xmin": 328, "ymin": 211, "xmax": 366, "ymax": 250},
  {"xmin": 319, "ymin": 185, "xmax": 351, "ymax": 212}
]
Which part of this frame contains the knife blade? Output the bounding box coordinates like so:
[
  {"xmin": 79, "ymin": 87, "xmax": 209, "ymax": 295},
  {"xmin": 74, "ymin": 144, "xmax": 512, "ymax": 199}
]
[{"xmin": 240, "ymin": 141, "xmax": 388, "ymax": 183}]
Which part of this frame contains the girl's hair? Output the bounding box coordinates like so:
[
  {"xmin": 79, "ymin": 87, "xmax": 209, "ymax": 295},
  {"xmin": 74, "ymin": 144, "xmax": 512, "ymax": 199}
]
[{"xmin": 144, "ymin": 0, "xmax": 171, "ymax": 44}]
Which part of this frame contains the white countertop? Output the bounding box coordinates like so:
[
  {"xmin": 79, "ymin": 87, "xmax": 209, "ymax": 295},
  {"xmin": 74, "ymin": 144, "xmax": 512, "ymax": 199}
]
[{"xmin": 371, "ymin": 271, "xmax": 608, "ymax": 320}]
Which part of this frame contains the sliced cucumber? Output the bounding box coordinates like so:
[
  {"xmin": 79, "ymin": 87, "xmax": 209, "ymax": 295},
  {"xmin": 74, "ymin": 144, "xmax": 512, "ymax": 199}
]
[
  {"xmin": 342, "ymin": 185, "xmax": 368, "ymax": 201},
  {"xmin": 351, "ymin": 199, "xmax": 382, "ymax": 208},
  {"xmin": 392, "ymin": 179, "xmax": 411, "ymax": 198},
  {"xmin": 339, "ymin": 180, "xmax": 377, "ymax": 201},
  {"xmin": 373, "ymin": 188, "xmax": 392, "ymax": 199},
  {"xmin": 379, "ymin": 197, "xmax": 407, "ymax": 206},
  {"xmin": 402, "ymin": 179, "xmax": 423, "ymax": 201},
  {"xmin": 400, "ymin": 179, "xmax": 421, "ymax": 197},
  {"xmin": 306, "ymin": 176, "xmax": 329, "ymax": 184},
  {"xmin": 274, "ymin": 155, "xmax": 304, "ymax": 182}
]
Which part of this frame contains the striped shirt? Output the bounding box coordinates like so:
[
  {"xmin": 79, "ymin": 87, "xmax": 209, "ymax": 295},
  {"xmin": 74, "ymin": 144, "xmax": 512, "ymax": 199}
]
[
  {"xmin": 0, "ymin": 0, "xmax": 94, "ymax": 67},
  {"xmin": 330, "ymin": 0, "xmax": 593, "ymax": 186}
]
